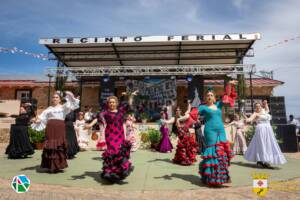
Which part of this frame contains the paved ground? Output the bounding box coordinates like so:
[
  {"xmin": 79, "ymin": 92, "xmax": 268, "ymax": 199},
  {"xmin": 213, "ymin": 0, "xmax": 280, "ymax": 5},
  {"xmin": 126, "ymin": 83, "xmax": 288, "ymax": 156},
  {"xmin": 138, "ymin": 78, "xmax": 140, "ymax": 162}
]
[{"xmin": 1, "ymin": 143, "xmax": 300, "ymax": 199}]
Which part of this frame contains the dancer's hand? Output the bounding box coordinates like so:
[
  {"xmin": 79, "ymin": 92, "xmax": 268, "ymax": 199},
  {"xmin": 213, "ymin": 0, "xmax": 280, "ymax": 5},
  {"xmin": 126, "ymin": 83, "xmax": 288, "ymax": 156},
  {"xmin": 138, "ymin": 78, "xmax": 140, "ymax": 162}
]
[
  {"xmin": 132, "ymin": 90, "xmax": 139, "ymax": 96},
  {"xmin": 121, "ymin": 92, "xmax": 127, "ymax": 96},
  {"xmin": 262, "ymin": 100, "xmax": 268, "ymax": 106},
  {"xmin": 31, "ymin": 117, "xmax": 41, "ymax": 124}
]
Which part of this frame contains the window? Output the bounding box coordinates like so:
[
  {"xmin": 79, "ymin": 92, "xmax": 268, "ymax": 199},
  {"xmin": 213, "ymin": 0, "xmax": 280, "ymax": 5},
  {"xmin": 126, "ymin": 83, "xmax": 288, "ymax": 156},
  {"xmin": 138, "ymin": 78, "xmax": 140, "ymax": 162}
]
[{"xmin": 16, "ymin": 89, "xmax": 32, "ymax": 100}]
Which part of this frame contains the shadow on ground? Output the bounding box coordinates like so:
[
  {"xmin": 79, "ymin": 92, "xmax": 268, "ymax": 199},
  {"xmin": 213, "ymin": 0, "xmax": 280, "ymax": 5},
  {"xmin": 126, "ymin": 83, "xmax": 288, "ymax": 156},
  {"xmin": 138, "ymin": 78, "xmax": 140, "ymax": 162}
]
[
  {"xmin": 70, "ymin": 171, "xmax": 129, "ymax": 185},
  {"xmin": 231, "ymin": 161, "xmax": 281, "ymax": 170}
]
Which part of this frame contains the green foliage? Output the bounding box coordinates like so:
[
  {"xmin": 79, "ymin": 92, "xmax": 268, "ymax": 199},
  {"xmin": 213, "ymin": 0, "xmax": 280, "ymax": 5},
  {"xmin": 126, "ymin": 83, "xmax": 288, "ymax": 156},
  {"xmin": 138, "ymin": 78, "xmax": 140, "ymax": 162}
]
[
  {"xmin": 147, "ymin": 128, "xmax": 161, "ymax": 145},
  {"xmin": 28, "ymin": 127, "xmax": 45, "ymax": 143},
  {"xmin": 245, "ymin": 125, "xmax": 255, "ymax": 145},
  {"xmin": 140, "ymin": 112, "xmax": 150, "ymax": 120},
  {"xmin": 139, "ymin": 128, "xmax": 162, "ymax": 148}
]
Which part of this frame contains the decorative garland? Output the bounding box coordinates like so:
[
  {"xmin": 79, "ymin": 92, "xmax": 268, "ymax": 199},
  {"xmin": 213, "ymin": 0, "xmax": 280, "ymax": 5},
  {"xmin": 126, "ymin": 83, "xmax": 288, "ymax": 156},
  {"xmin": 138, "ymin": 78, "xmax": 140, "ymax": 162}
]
[{"xmin": 0, "ymin": 47, "xmax": 48, "ymax": 60}]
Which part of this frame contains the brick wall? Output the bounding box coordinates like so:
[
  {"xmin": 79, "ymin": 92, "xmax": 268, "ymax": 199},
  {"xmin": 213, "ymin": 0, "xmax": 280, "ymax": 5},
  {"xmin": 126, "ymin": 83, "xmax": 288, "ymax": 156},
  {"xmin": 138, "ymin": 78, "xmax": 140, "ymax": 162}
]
[{"xmin": 0, "ymin": 88, "xmax": 15, "ymax": 99}]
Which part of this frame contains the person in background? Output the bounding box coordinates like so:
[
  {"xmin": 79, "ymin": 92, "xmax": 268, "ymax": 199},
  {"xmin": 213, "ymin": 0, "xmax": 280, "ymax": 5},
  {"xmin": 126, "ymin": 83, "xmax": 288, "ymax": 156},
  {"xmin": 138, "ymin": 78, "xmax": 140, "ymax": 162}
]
[
  {"xmin": 65, "ymin": 110, "xmax": 80, "ymax": 159},
  {"xmin": 288, "ymin": 114, "xmax": 299, "ymax": 134},
  {"xmin": 5, "ymin": 101, "xmax": 35, "ymax": 159},
  {"xmin": 225, "ymin": 113, "xmax": 247, "ymax": 155},
  {"xmin": 163, "ymin": 100, "xmax": 176, "ymax": 120},
  {"xmin": 124, "ymin": 113, "xmax": 139, "ymax": 152},
  {"xmin": 75, "ymin": 112, "xmax": 90, "ymax": 150},
  {"xmin": 84, "ymin": 107, "xmax": 94, "ymax": 123},
  {"xmin": 156, "ymin": 111, "xmax": 173, "ymax": 153}
]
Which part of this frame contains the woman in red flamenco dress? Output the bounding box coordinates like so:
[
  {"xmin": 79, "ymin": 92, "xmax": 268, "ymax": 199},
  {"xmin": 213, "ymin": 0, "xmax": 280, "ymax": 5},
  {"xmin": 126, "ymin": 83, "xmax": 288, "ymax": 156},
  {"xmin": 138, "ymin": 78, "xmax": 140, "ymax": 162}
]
[
  {"xmin": 172, "ymin": 101, "xmax": 199, "ymax": 165},
  {"xmin": 198, "ymin": 80, "xmax": 237, "ymax": 186}
]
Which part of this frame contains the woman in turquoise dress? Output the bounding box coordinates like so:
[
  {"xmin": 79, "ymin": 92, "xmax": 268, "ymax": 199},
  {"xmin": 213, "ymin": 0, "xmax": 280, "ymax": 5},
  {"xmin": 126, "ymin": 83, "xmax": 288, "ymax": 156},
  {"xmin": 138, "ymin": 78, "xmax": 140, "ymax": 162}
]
[{"xmin": 198, "ymin": 80, "xmax": 237, "ymax": 186}]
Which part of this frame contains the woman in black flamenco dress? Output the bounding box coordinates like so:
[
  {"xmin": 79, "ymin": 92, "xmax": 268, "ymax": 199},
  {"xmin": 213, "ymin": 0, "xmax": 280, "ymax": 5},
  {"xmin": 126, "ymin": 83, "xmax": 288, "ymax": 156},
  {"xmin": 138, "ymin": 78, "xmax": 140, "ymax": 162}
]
[
  {"xmin": 5, "ymin": 105, "xmax": 34, "ymax": 159},
  {"xmin": 65, "ymin": 111, "xmax": 80, "ymax": 159}
]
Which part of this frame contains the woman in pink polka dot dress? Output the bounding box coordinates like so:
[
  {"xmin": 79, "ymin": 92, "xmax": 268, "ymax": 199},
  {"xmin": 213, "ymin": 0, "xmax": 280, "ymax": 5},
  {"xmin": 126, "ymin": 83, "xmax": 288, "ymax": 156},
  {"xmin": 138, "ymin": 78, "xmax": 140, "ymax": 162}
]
[{"xmin": 86, "ymin": 91, "xmax": 137, "ymax": 182}]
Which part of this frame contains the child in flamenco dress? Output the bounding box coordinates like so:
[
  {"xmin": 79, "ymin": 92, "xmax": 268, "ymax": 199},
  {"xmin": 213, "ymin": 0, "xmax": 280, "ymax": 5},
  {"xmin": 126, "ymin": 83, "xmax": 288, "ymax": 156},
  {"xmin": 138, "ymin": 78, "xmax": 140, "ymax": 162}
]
[
  {"xmin": 198, "ymin": 80, "xmax": 237, "ymax": 186},
  {"xmin": 85, "ymin": 91, "xmax": 138, "ymax": 182},
  {"xmin": 96, "ymin": 117, "xmax": 107, "ymax": 151},
  {"xmin": 75, "ymin": 112, "xmax": 90, "ymax": 150},
  {"xmin": 156, "ymin": 111, "xmax": 173, "ymax": 153},
  {"xmin": 124, "ymin": 113, "xmax": 139, "ymax": 152}
]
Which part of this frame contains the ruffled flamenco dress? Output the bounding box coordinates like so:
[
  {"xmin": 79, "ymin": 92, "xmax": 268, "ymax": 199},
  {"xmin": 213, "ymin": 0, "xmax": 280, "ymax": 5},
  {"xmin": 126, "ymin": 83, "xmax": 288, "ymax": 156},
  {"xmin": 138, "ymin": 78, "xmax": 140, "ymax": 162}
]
[
  {"xmin": 99, "ymin": 103, "xmax": 134, "ymax": 182},
  {"xmin": 5, "ymin": 113, "xmax": 34, "ymax": 159},
  {"xmin": 156, "ymin": 124, "xmax": 173, "ymax": 153},
  {"xmin": 173, "ymin": 108, "xmax": 198, "ymax": 165},
  {"xmin": 65, "ymin": 112, "xmax": 80, "ymax": 159},
  {"xmin": 198, "ymin": 85, "xmax": 236, "ymax": 186}
]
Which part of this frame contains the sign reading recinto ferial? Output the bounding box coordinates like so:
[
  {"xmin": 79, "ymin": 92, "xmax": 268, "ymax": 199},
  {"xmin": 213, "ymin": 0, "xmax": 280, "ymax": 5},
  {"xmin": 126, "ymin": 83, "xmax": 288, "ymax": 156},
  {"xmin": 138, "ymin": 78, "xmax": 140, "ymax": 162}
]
[{"xmin": 39, "ymin": 33, "xmax": 261, "ymax": 45}]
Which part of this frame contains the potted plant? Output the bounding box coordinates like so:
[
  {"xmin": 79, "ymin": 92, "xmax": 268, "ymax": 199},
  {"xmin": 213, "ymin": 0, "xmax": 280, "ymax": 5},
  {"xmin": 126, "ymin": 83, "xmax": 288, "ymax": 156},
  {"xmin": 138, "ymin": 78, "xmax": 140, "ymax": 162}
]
[
  {"xmin": 28, "ymin": 127, "xmax": 45, "ymax": 149},
  {"xmin": 141, "ymin": 112, "xmax": 149, "ymax": 123},
  {"xmin": 147, "ymin": 128, "xmax": 161, "ymax": 149}
]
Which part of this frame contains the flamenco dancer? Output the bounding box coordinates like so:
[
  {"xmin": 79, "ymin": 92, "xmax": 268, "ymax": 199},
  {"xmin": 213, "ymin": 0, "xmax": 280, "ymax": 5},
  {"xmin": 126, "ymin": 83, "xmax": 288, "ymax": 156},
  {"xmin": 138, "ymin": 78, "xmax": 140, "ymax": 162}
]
[
  {"xmin": 244, "ymin": 101, "xmax": 286, "ymax": 168},
  {"xmin": 75, "ymin": 112, "xmax": 90, "ymax": 150},
  {"xmin": 225, "ymin": 113, "xmax": 247, "ymax": 155},
  {"xmin": 198, "ymin": 80, "xmax": 237, "ymax": 186},
  {"xmin": 156, "ymin": 111, "xmax": 173, "ymax": 153},
  {"xmin": 5, "ymin": 101, "xmax": 35, "ymax": 159},
  {"xmin": 96, "ymin": 118, "xmax": 107, "ymax": 151},
  {"xmin": 124, "ymin": 113, "xmax": 139, "ymax": 152},
  {"xmin": 31, "ymin": 91, "xmax": 79, "ymax": 173},
  {"xmin": 171, "ymin": 101, "xmax": 198, "ymax": 165},
  {"xmin": 65, "ymin": 111, "xmax": 80, "ymax": 159},
  {"xmin": 86, "ymin": 91, "xmax": 137, "ymax": 182}
]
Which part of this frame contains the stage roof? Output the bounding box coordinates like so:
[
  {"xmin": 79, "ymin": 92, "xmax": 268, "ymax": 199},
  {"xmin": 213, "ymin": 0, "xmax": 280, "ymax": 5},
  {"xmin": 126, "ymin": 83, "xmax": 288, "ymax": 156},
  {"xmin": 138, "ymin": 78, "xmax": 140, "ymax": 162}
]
[{"xmin": 40, "ymin": 33, "xmax": 260, "ymax": 67}]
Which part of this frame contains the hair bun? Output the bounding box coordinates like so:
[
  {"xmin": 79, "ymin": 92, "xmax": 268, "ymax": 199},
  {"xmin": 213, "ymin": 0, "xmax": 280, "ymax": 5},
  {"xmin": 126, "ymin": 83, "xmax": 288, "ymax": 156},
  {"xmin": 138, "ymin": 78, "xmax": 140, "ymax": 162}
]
[{"xmin": 207, "ymin": 86, "xmax": 214, "ymax": 92}]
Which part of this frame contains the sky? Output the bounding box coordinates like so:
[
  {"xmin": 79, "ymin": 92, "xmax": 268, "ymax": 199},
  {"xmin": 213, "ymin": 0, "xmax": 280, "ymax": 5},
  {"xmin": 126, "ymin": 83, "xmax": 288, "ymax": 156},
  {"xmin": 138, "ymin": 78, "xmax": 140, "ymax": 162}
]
[{"xmin": 0, "ymin": 0, "xmax": 300, "ymax": 116}]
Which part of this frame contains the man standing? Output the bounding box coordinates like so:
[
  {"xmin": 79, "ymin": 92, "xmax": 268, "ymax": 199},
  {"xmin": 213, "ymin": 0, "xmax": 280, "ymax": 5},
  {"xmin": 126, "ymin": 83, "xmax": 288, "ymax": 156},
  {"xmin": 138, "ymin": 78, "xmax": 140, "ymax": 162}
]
[{"xmin": 288, "ymin": 114, "xmax": 300, "ymax": 134}]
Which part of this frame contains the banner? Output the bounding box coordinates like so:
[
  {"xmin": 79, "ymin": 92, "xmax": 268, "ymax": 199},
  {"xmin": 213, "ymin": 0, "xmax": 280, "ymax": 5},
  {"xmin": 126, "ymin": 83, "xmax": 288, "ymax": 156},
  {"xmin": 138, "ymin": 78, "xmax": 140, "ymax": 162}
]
[
  {"xmin": 99, "ymin": 78, "xmax": 115, "ymax": 107},
  {"xmin": 40, "ymin": 33, "xmax": 261, "ymax": 45},
  {"xmin": 126, "ymin": 79, "xmax": 176, "ymax": 110}
]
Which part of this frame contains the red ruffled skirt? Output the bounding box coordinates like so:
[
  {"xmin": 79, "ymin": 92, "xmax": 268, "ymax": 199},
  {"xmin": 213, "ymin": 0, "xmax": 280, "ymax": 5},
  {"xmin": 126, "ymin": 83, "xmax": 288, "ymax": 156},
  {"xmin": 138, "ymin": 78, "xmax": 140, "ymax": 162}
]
[
  {"xmin": 173, "ymin": 127, "xmax": 198, "ymax": 165},
  {"xmin": 199, "ymin": 138, "xmax": 233, "ymax": 186}
]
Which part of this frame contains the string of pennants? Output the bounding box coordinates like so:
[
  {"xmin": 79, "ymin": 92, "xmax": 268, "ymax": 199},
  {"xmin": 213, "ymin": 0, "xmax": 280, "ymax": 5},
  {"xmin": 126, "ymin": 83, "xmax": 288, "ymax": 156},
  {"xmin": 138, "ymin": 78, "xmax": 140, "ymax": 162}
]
[
  {"xmin": 264, "ymin": 35, "xmax": 300, "ymax": 50},
  {"xmin": 0, "ymin": 47, "xmax": 49, "ymax": 60}
]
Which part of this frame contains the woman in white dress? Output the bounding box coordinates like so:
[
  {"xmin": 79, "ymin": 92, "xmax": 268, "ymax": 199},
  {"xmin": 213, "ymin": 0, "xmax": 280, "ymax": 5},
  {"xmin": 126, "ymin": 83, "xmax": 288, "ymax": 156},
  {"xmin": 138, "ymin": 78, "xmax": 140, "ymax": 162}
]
[
  {"xmin": 244, "ymin": 101, "xmax": 287, "ymax": 169},
  {"xmin": 75, "ymin": 112, "xmax": 90, "ymax": 149},
  {"xmin": 31, "ymin": 91, "xmax": 79, "ymax": 172}
]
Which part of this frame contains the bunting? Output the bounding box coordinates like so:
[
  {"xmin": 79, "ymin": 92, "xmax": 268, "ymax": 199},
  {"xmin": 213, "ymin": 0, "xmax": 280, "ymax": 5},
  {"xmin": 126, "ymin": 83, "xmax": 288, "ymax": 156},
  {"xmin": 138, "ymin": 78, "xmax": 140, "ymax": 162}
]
[
  {"xmin": 264, "ymin": 35, "xmax": 300, "ymax": 49},
  {"xmin": 0, "ymin": 47, "xmax": 48, "ymax": 60}
]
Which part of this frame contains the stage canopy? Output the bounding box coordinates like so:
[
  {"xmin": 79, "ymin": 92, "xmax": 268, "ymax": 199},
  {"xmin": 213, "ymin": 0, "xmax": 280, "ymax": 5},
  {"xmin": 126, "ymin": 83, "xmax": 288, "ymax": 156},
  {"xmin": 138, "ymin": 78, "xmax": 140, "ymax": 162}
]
[{"xmin": 40, "ymin": 33, "xmax": 260, "ymax": 77}]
